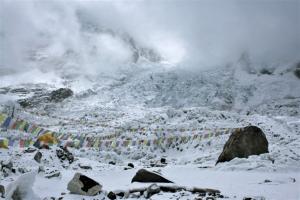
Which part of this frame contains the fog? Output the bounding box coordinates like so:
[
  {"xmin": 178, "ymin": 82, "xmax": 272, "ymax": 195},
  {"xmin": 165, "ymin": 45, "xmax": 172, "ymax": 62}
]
[{"xmin": 0, "ymin": 0, "xmax": 299, "ymax": 77}]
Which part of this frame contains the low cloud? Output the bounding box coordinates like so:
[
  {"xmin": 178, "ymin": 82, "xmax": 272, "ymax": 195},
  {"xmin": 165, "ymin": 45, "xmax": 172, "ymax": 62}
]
[{"xmin": 0, "ymin": 0, "xmax": 299, "ymax": 77}]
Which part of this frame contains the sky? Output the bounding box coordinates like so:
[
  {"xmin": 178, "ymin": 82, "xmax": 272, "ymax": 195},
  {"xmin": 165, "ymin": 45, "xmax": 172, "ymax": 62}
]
[{"xmin": 0, "ymin": 0, "xmax": 299, "ymax": 76}]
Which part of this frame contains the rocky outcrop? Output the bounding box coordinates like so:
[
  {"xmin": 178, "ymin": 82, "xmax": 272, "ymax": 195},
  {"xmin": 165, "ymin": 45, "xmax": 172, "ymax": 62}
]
[
  {"xmin": 56, "ymin": 147, "xmax": 74, "ymax": 164},
  {"xmin": 67, "ymin": 173, "xmax": 102, "ymax": 196},
  {"xmin": 49, "ymin": 88, "xmax": 73, "ymax": 103},
  {"xmin": 131, "ymin": 169, "xmax": 173, "ymax": 183},
  {"xmin": 18, "ymin": 88, "xmax": 73, "ymax": 108},
  {"xmin": 216, "ymin": 126, "xmax": 269, "ymax": 164}
]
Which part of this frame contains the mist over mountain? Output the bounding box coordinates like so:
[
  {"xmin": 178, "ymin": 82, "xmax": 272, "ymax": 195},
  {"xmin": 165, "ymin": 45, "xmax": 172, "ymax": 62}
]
[{"xmin": 0, "ymin": 0, "xmax": 299, "ymax": 79}]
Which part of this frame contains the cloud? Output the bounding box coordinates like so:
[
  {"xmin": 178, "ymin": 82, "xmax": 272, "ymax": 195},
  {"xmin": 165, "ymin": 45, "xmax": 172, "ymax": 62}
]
[{"xmin": 0, "ymin": 0, "xmax": 299, "ymax": 77}]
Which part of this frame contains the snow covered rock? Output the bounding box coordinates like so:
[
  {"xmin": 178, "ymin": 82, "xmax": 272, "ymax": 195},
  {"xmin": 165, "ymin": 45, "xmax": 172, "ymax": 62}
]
[
  {"xmin": 145, "ymin": 183, "xmax": 161, "ymax": 198},
  {"xmin": 216, "ymin": 126, "xmax": 269, "ymax": 164},
  {"xmin": 56, "ymin": 147, "xmax": 74, "ymax": 164},
  {"xmin": 78, "ymin": 163, "xmax": 92, "ymax": 170},
  {"xmin": 18, "ymin": 88, "xmax": 73, "ymax": 108},
  {"xmin": 107, "ymin": 191, "xmax": 117, "ymax": 200},
  {"xmin": 33, "ymin": 151, "xmax": 42, "ymax": 163},
  {"xmin": 49, "ymin": 88, "xmax": 73, "ymax": 103},
  {"xmin": 4, "ymin": 172, "xmax": 38, "ymax": 200},
  {"xmin": 67, "ymin": 172, "xmax": 102, "ymax": 196},
  {"xmin": 131, "ymin": 169, "xmax": 173, "ymax": 183},
  {"xmin": 0, "ymin": 185, "xmax": 4, "ymax": 198},
  {"xmin": 44, "ymin": 170, "xmax": 61, "ymax": 179},
  {"xmin": 1, "ymin": 160, "xmax": 13, "ymax": 171}
]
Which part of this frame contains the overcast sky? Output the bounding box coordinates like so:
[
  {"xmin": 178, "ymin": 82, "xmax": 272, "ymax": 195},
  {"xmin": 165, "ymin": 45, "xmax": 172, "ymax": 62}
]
[{"xmin": 0, "ymin": 0, "xmax": 299, "ymax": 73}]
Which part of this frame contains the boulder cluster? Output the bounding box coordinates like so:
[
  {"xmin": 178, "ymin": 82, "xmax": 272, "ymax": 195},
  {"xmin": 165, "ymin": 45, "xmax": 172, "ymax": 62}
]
[{"xmin": 66, "ymin": 169, "xmax": 223, "ymax": 199}]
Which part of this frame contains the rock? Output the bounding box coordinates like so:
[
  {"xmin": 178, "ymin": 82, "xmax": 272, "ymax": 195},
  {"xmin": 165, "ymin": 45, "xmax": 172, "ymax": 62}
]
[
  {"xmin": 150, "ymin": 163, "xmax": 165, "ymax": 167},
  {"xmin": 34, "ymin": 151, "xmax": 42, "ymax": 163},
  {"xmin": 206, "ymin": 197, "xmax": 215, "ymax": 200},
  {"xmin": 1, "ymin": 160, "xmax": 13, "ymax": 171},
  {"xmin": 243, "ymin": 196, "xmax": 266, "ymax": 200},
  {"xmin": 5, "ymin": 172, "xmax": 38, "ymax": 200},
  {"xmin": 0, "ymin": 185, "xmax": 5, "ymax": 198},
  {"xmin": 128, "ymin": 163, "xmax": 134, "ymax": 168},
  {"xmin": 38, "ymin": 166, "xmax": 45, "ymax": 173},
  {"xmin": 160, "ymin": 186, "xmax": 178, "ymax": 193},
  {"xmin": 49, "ymin": 88, "xmax": 73, "ymax": 103},
  {"xmin": 216, "ymin": 126, "xmax": 269, "ymax": 164},
  {"xmin": 45, "ymin": 171, "xmax": 61, "ymax": 179},
  {"xmin": 79, "ymin": 163, "xmax": 92, "ymax": 170},
  {"xmin": 109, "ymin": 161, "xmax": 116, "ymax": 165},
  {"xmin": 294, "ymin": 62, "xmax": 300, "ymax": 79},
  {"xmin": 146, "ymin": 184, "xmax": 160, "ymax": 198},
  {"xmin": 107, "ymin": 191, "xmax": 117, "ymax": 200},
  {"xmin": 131, "ymin": 169, "xmax": 173, "ymax": 183},
  {"xmin": 24, "ymin": 147, "xmax": 37, "ymax": 153},
  {"xmin": 192, "ymin": 187, "xmax": 207, "ymax": 194},
  {"xmin": 114, "ymin": 190, "xmax": 125, "ymax": 197},
  {"xmin": 18, "ymin": 88, "xmax": 73, "ymax": 108},
  {"xmin": 56, "ymin": 148, "xmax": 74, "ymax": 164},
  {"xmin": 160, "ymin": 158, "xmax": 166, "ymax": 164},
  {"xmin": 18, "ymin": 168, "xmax": 26, "ymax": 174},
  {"xmin": 67, "ymin": 173, "xmax": 102, "ymax": 196}
]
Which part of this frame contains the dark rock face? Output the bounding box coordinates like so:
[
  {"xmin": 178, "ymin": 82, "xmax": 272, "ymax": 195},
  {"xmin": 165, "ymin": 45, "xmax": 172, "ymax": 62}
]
[
  {"xmin": 128, "ymin": 163, "xmax": 134, "ymax": 168},
  {"xmin": 109, "ymin": 161, "xmax": 116, "ymax": 165},
  {"xmin": 34, "ymin": 151, "xmax": 42, "ymax": 163},
  {"xmin": 160, "ymin": 158, "xmax": 166, "ymax": 164},
  {"xmin": 294, "ymin": 62, "xmax": 300, "ymax": 79},
  {"xmin": 0, "ymin": 185, "xmax": 4, "ymax": 198},
  {"xmin": 24, "ymin": 147, "xmax": 37, "ymax": 153},
  {"xmin": 216, "ymin": 126, "xmax": 269, "ymax": 164},
  {"xmin": 49, "ymin": 88, "xmax": 73, "ymax": 102},
  {"xmin": 18, "ymin": 88, "xmax": 73, "ymax": 108},
  {"xmin": 56, "ymin": 147, "xmax": 74, "ymax": 164},
  {"xmin": 131, "ymin": 169, "xmax": 173, "ymax": 183},
  {"xmin": 67, "ymin": 173, "xmax": 102, "ymax": 196},
  {"xmin": 107, "ymin": 191, "xmax": 117, "ymax": 200}
]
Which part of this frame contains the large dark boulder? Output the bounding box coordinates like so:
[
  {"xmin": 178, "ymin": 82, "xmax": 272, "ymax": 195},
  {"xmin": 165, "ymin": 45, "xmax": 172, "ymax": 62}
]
[
  {"xmin": 131, "ymin": 169, "xmax": 173, "ymax": 183},
  {"xmin": 67, "ymin": 173, "xmax": 102, "ymax": 196},
  {"xmin": 216, "ymin": 126, "xmax": 269, "ymax": 164}
]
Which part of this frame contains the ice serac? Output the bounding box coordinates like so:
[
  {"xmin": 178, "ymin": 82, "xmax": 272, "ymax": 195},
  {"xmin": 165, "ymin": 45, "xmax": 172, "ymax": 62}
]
[
  {"xmin": 67, "ymin": 172, "xmax": 102, "ymax": 196},
  {"xmin": 131, "ymin": 169, "xmax": 173, "ymax": 183},
  {"xmin": 216, "ymin": 126, "xmax": 269, "ymax": 164}
]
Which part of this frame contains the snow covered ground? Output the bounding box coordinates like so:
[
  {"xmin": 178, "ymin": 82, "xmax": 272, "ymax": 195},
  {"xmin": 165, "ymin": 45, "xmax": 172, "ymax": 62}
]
[{"xmin": 1, "ymin": 62, "xmax": 300, "ymax": 200}]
